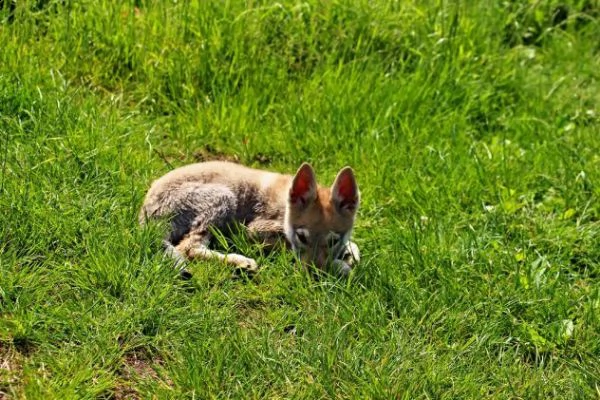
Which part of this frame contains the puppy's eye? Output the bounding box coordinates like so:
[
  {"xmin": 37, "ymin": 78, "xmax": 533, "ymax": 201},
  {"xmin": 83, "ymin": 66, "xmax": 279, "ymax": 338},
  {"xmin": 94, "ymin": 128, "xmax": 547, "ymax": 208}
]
[{"xmin": 295, "ymin": 230, "xmax": 308, "ymax": 245}]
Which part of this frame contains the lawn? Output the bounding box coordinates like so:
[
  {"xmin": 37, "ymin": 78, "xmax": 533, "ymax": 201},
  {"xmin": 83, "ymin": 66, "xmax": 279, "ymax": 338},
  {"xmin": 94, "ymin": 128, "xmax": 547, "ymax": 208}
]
[{"xmin": 1, "ymin": 0, "xmax": 599, "ymax": 398}]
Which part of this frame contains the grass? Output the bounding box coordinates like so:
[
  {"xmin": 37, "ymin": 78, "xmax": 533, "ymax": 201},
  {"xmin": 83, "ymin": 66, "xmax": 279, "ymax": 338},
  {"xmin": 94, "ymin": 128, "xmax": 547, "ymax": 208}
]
[{"xmin": 1, "ymin": 0, "xmax": 599, "ymax": 398}]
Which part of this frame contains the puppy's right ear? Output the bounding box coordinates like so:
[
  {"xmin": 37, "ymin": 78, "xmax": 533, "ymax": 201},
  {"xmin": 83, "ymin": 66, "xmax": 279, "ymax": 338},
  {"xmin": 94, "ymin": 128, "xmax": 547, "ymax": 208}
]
[{"xmin": 289, "ymin": 163, "xmax": 317, "ymax": 208}]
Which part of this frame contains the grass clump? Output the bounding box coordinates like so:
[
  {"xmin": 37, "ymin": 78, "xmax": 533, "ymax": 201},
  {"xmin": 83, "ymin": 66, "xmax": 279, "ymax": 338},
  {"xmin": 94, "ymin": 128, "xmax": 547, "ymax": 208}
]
[{"xmin": 1, "ymin": 0, "xmax": 599, "ymax": 398}]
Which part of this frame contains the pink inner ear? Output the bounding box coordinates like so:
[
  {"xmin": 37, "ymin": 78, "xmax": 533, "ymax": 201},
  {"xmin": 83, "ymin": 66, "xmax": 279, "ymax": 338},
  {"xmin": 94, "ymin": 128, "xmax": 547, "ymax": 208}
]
[
  {"xmin": 290, "ymin": 179, "xmax": 310, "ymax": 205},
  {"xmin": 290, "ymin": 167, "xmax": 315, "ymax": 206},
  {"xmin": 335, "ymin": 172, "xmax": 358, "ymax": 210}
]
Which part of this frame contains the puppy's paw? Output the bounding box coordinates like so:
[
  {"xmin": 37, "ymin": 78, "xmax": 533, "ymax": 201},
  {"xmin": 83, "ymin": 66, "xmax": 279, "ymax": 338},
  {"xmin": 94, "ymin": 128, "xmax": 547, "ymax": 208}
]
[
  {"xmin": 342, "ymin": 241, "xmax": 360, "ymax": 266},
  {"xmin": 227, "ymin": 254, "xmax": 259, "ymax": 277},
  {"xmin": 332, "ymin": 259, "xmax": 352, "ymax": 277}
]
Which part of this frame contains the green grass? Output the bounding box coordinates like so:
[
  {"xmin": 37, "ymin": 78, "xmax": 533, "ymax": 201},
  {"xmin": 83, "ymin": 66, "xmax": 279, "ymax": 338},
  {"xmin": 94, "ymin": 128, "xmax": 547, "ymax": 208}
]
[{"xmin": 1, "ymin": 0, "xmax": 599, "ymax": 398}]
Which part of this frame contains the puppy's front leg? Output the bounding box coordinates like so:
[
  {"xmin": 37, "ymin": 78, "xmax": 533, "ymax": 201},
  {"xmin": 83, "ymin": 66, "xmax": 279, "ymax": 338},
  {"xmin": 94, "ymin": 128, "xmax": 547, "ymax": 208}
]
[
  {"xmin": 246, "ymin": 218, "xmax": 286, "ymax": 251},
  {"xmin": 332, "ymin": 241, "xmax": 360, "ymax": 276}
]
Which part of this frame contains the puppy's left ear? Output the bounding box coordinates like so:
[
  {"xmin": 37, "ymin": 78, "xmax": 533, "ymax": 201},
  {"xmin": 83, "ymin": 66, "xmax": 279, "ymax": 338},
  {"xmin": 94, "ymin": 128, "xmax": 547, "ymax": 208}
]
[{"xmin": 331, "ymin": 167, "xmax": 359, "ymax": 214}]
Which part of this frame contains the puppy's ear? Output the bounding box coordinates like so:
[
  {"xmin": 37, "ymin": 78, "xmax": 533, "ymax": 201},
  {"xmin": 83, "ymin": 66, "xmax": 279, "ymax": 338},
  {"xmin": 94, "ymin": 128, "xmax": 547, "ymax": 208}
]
[
  {"xmin": 289, "ymin": 163, "xmax": 317, "ymax": 208},
  {"xmin": 331, "ymin": 167, "xmax": 359, "ymax": 214}
]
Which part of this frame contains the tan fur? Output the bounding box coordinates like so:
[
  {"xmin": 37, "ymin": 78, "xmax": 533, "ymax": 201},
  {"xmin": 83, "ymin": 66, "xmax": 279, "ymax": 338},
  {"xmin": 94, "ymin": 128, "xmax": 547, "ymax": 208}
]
[{"xmin": 140, "ymin": 161, "xmax": 360, "ymax": 276}]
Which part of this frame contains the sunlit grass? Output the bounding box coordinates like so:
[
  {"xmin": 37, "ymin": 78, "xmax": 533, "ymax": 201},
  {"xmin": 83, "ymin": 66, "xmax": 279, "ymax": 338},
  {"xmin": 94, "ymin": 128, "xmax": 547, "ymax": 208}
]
[{"xmin": 1, "ymin": 0, "xmax": 599, "ymax": 398}]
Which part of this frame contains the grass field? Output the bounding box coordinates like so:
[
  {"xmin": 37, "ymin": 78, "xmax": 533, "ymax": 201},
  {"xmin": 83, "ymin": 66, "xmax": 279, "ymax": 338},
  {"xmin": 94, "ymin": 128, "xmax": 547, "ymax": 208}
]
[{"xmin": 1, "ymin": 0, "xmax": 600, "ymax": 398}]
